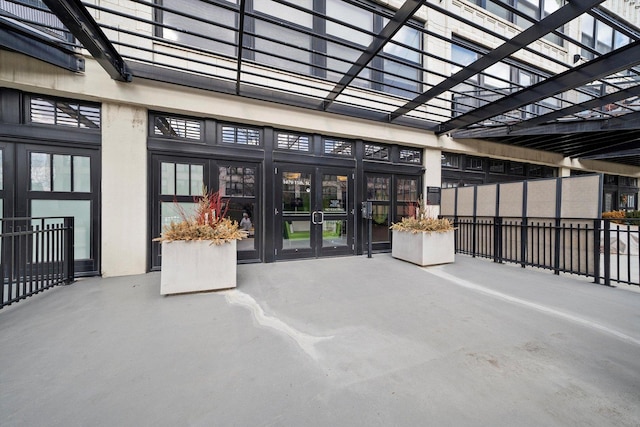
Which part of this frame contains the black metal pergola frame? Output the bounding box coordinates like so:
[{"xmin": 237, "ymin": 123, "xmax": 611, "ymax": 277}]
[{"xmin": 3, "ymin": 0, "xmax": 640, "ymax": 165}]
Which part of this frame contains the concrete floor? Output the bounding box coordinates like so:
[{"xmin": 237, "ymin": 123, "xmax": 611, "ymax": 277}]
[{"xmin": 1, "ymin": 254, "xmax": 639, "ymax": 426}]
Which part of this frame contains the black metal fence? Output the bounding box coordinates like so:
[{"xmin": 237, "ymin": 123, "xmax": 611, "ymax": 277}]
[
  {"xmin": 1, "ymin": 217, "xmax": 74, "ymax": 309},
  {"xmin": 447, "ymin": 216, "xmax": 639, "ymax": 287}
]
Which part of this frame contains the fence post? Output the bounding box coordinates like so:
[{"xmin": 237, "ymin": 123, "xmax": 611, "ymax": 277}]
[
  {"xmin": 520, "ymin": 217, "xmax": 527, "ymax": 268},
  {"xmin": 453, "ymin": 215, "xmax": 458, "ymax": 254},
  {"xmin": 64, "ymin": 217, "xmax": 75, "ymax": 283},
  {"xmin": 603, "ymin": 219, "xmax": 611, "ymax": 286},
  {"xmin": 493, "ymin": 216, "xmax": 502, "ymax": 263},
  {"xmin": 593, "ymin": 219, "xmax": 601, "ymax": 284},
  {"xmin": 553, "ymin": 218, "xmax": 561, "ymax": 275}
]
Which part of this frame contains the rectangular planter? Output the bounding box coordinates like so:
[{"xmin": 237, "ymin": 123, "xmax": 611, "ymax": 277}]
[
  {"xmin": 392, "ymin": 229, "xmax": 455, "ymax": 266},
  {"xmin": 160, "ymin": 240, "xmax": 237, "ymax": 295}
]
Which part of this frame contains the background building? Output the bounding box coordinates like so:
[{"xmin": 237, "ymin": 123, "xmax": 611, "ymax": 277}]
[{"xmin": 1, "ymin": 0, "xmax": 638, "ymax": 277}]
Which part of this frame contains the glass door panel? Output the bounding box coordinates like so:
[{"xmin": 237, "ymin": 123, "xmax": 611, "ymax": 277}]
[
  {"xmin": 276, "ymin": 165, "xmax": 354, "ymax": 260},
  {"xmin": 279, "ymin": 169, "xmax": 314, "ymax": 258}
]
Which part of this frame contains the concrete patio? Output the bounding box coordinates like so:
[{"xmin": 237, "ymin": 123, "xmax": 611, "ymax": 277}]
[{"xmin": 1, "ymin": 254, "xmax": 639, "ymax": 426}]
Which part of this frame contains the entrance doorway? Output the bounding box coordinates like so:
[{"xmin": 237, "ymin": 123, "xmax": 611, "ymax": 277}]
[{"xmin": 275, "ymin": 164, "xmax": 354, "ymax": 260}]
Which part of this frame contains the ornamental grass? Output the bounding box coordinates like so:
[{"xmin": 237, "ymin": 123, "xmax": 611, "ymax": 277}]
[
  {"xmin": 390, "ymin": 199, "xmax": 454, "ymax": 234},
  {"xmin": 154, "ymin": 188, "xmax": 247, "ymax": 245}
]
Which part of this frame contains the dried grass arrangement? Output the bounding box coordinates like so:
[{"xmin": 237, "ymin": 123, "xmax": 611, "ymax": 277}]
[
  {"xmin": 155, "ymin": 189, "xmax": 247, "ymax": 244},
  {"xmin": 390, "ymin": 199, "xmax": 454, "ymax": 234}
]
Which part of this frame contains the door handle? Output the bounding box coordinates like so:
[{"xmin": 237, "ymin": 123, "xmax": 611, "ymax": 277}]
[{"xmin": 311, "ymin": 211, "xmax": 324, "ymax": 225}]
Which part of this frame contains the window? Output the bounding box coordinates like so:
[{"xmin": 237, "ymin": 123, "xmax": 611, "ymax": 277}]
[
  {"xmin": 399, "ymin": 148, "xmax": 422, "ymax": 164},
  {"xmin": 441, "ymin": 153, "xmax": 460, "ymax": 168},
  {"xmin": 451, "ymin": 39, "xmax": 557, "ymax": 119},
  {"xmin": 254, "ymin": 0, "xmax": 314, "ymax": 76},
  {"xmin": 222, "ymin": 125, "xmax": 261, "ymax": 146},
  {"xmin": 489, "ymin": 160, "xmax": 505, "ymax": 173},
  {"xmin": 156, "ymin": 0, "xmax": 238, "ymax": 57},
  {"xmin": 30, "ymin": 97, "xmax": 100, "ymax": 128},
  {"xmin": 466, "ymin": 157, "xmax": 484, "ymax": 171},
  {"xmin": 219, "ymin": 166, "xmax": 256, "ymax": 197},
  {"xmin": 509, "ymin": 162, "xmax": 524, "ymax": 175},
  {"xmin": 367, "ymin": 176, "xmax": 390, "ymax": 201},
  {"xmin": 276, "ymin": 133, "xmax": 311, "ymax": 152},
  {"xmin": 581, "ymin": 12, "xmax": 630, "ymax": 59},
  {"xmin": 396, "ymin": 178, "xmax": 418, "ymax": 202},
  {"xmin": 160, "ymin": 162, "xmax": 204, "ymax": 196},
  {"xmin": 30, "ymin": 153, "xmax": 91, "ymax": 192},
  {"xmin": 154, "ymin": 116, "xmax": 202, "ymax": 141},
  {"xmin": 250, "ymin": 0, "xmax": 421, "ymax": 97},
  {"xmin": 323, "ymin": 139, "xmax": 353, "ymax": 156},
  {"xmin": 364, "ymin": 144, "xmax": 389, "ymax": 161},
  {"xmin": 473, "ymin": 0, "xmax": 564, "ymax": 46}
]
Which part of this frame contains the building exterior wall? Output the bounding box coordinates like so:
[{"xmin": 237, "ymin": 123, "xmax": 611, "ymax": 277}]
[
  {"xmin": 101, "ymin": 103, "xmax": 148, "ymax": 277},
  {"xmin": 1, "ymin": 0, "xmax": 639, "ymax": 276}
]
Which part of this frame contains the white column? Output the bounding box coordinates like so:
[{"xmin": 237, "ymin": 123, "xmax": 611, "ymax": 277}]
[
  {"xmin": 559, "ymin": 166, "xmax": 572, "ymax": 177},
  {"xmin": 423, "ymin": 147, "xmax": 442, "ymax": 215},
  {"xmin": 101, "ymin": 103, "xmax": 148, "ymax": 277}
]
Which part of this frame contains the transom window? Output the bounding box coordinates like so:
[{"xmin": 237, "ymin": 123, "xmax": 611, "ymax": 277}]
[
  {"xmin": 276, "ymin": 133, "xmax": 311, "ymax": 152},
  {"xmin": 364, "ymin": 144, "xmax": 389, "ymax": 161},
  {"xmin": 441, "ymin": 153, "xmax": 460, "ymax": 168},
  {"xmin": 30, "ymin": 97, "xmax": 100, "ymax": 129},
  {"xmin": 467, "ymin": 157, "xmax": 484, "ymax": 170},
  {"xmin": 154, "ymin": 115, "xmax": 202, "ymax": 141},
  {"xmin": 399, "ymin": 148, "xmax": 422, "ymax": 164},
  {"xmin": 222, "ymin": 125, "xmax": 261, "ymax": 146},
  {"xmin": 324, "ymin": 139, "xmax": 353, "ymax": 156}
]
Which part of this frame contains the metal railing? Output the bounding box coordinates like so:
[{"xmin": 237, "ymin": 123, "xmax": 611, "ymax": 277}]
[
  {"xmin": 1, "ymin": 217, "xmax": 74, "ymax": 309},
  {"xmin": 447, "ymin": 216, "xmax": 639, "ymax": 287}
]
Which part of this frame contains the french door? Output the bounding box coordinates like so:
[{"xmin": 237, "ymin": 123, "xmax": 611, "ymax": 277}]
[
  {"xmin": 11, "ymin": 144, "xmax": 100, "ymax": 275},
  {"xmin": 275, "ymin": 164, "xmax": 354, "ymax": 260}
]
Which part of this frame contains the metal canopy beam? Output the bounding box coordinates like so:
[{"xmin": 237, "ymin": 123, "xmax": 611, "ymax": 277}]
[
  {"xmin": 320, "ymin": 0, "xmax": 425, "ymax": 111},
  {"xmin": 0, "ymin": 16, "xmax": 84, "ymax": 72},
  {"xmin": 389, "ymin": 0, "xmax": 604, "ymax": 122},
  {"xmin": 580, "ymin": 146, "xmax": 640, "ymax": 160},
  {"xmin": 452, "ymin": 86, "xmax": 640, "ymax": 138},
  {"xmin": 509, "ymin": 85, "xmax": 640, "ymax": 132},
  {"xmin": 436, "ymin": 41, "xmax": 640, "ymax": 134},
  {"xmin": 453, "ymin": 108, "xmax": 640, "ymax": 139},
  {"xmin": 42, "ymin": 0, "xmax": 131, "ymax": 82},
  {"xmin": 235, "ymin": 0, "xmax": 247, "ymax": 95}
]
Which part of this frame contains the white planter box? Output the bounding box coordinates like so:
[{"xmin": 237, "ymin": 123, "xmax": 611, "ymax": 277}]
[
  {"xmin": 392, "ymin": 229, "xmax": 455, "ymax": 266},
  {"xmin": 160, "ymin": 240, "xmax": 237, "ymax": 295}
]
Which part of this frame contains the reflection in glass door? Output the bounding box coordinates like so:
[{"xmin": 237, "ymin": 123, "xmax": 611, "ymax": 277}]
[{"xmin": 276, "ymin": 165, "xmax": 354, "ymax": 260}]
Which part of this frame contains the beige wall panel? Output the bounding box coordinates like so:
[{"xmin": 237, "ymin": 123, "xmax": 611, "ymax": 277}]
[
  {"xmin": 561, "ymin": 175, "xmax": 601, "ymax": 219},
  {"xmin": 476, "ymin": 185, "xmax": 497, "ymax": 217},
  {"xmin": 457, "ymin": 186, "xmax": 475, "ymax": 216},
  {"xmin": 526, "ymin": 179, "xmax": 557, "ymax": 218},
  {"xmin": 558, "ymin": 219, "xmax": 596, "ymax": 276},
  {"xmin": 101, "ymin": 103, "xmax": 148, "ymax": 277},
  {"xmin": 441, "ymin": 188, "xmax": 456, "ymax": 216},
  {"xmin": 498, "ymin": 182, "xmax": 524, "ymax": 217}
]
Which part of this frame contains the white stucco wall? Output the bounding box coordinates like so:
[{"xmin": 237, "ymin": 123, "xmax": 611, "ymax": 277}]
[{"xmin": 101, "ymin": 103, "xmax": 148, "ymax": 276}]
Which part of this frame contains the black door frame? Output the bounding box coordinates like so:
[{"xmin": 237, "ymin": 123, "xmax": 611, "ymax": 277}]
[{"xmin": 274, "ymin": 163, "xmax": 355, "ymax": 260}]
